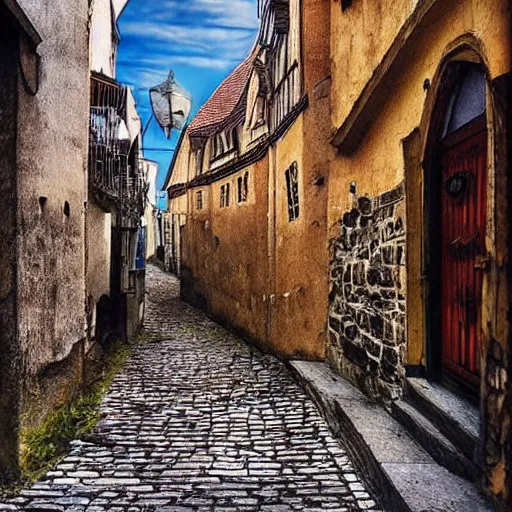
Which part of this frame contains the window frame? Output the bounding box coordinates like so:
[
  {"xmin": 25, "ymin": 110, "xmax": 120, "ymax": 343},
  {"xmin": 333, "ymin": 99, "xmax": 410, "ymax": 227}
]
[
  {"xmin": 196, "ymin": 190, "xmax": 203, "ymax": 210},
  {"xmin": 285, "ymin": 162, "xmax": 300, "ymax": 221},
  {"xmin": 237, "ymin": 172, "xmax": 249, "ymax": 203},
  {"xmin": 220, "ymin": 183, "xmax": 231, "ymax": 208}
]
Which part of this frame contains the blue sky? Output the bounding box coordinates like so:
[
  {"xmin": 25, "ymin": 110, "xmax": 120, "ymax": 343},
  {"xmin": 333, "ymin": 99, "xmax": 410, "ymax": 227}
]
[{"xmin": 117, "ymin": 0, "xmax": 260, "ymax": 195}]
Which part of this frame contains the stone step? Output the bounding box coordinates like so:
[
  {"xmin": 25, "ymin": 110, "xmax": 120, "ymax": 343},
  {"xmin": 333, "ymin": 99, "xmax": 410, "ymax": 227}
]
[
  {"xmin": 288, "ymin": 361, "xmax": 493, "ymax": 512},
  {"xmin": 390, "ymin": 399, "xmax": 479, "ymax": 481},
  {"xmin": 406, "ymin": 377, "xmax": 479, "ymax": 462}
]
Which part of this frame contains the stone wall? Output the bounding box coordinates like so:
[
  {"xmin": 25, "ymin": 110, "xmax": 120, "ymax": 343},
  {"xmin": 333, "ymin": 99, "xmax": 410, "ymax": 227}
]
[{"xmin": 328, "ymin": 183, "xmax": 406, "ymax": 399}]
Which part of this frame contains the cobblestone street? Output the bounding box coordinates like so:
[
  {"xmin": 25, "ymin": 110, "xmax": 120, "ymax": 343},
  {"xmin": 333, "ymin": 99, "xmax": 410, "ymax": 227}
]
[{"xmin": 1, "ymin": 265, "xmax": 380, "ymax": 512}]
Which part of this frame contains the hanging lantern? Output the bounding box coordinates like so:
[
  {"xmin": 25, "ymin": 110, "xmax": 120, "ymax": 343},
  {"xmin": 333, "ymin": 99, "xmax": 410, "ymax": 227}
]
[{"xmin": 149, "ymin": 71, "xmax": 192, "ymax": 139}]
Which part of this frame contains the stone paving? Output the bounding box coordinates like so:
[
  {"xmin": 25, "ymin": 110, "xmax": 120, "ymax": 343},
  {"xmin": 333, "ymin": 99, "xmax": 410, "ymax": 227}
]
[{"xmin": 1, "ymin": 265, "xmax": 381, "ymax": 511}]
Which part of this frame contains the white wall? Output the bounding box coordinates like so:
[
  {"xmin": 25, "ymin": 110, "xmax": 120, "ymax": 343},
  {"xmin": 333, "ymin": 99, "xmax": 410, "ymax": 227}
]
[{"xmin": 90, "ymin": 0, "xmax": 117, "ymax": 77}]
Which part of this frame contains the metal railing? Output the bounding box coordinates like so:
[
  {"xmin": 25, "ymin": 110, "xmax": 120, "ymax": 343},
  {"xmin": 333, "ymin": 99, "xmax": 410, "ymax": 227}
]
[{"xmin": 89, "ymin": 75, "xmax": 147, "ymax": 224}]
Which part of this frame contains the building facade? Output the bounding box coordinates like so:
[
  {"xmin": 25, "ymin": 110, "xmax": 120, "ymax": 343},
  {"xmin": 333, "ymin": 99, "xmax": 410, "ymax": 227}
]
[
  {"xmin": 141, "ymin": 159, "xmax": 159, "ymax": 261},
  {"xmin": 165, "ymin": 0, "xmax": 332, "ymax": 359},
  {"xmin": 326, "ymin": 0, "xmax": 511, "ymax": 506},
  {"xmin": 87, "ymin": 0, "xmax": 146, "ymax": 347},
  {"xmin": 0, "ymin": 0, "xmax": 147, "ymax": 482},
  {"xmin": 0, "ymin": 0, "xmax": 90, "ymax": 481},
  {"xmin": 167, "ymin": 0, "xmax": 511, "ymax": 507}
]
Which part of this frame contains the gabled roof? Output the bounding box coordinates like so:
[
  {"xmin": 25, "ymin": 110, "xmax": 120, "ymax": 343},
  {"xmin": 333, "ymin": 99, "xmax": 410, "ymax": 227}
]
[{"xmin": 188, "ymin": 52, "xmax": 256, "ymax": 138}]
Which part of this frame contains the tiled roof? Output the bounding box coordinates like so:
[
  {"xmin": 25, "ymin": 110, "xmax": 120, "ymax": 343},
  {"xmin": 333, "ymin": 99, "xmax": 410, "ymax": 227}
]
[{"xmin": 188, "ymin": 53, "xmax": 255, "ymax": 137}]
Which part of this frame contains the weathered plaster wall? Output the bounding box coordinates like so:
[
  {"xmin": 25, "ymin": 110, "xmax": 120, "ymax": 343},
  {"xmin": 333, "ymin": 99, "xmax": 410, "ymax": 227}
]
[
  {"xmin": 90, "ymin": 0, "xmax": 117, "ymax": 78},
  {"xmin": 273, "ymin": 0, "xmax": 332, "ymax": 359},
  {"xmin": 143, "ymin": 160, "xmax": 158, "ymax": 260},
  {"xmin": 181, "ymin": 158, "xmax": 270, "ymax": 346},
  {"xmin": 270, "ymin": 112, "xmax": 330, "ymax": 360},
  {"xmin": 169, "ymin": 133, "xmax": 192, "ymax": 187},
  {"xmin": 86, "ymin": 197, "xmax": 112, "ymax": 341},
  {"xmin": 144, "ymin": 204, "xmax": 156, "ymax": 260},
  {"xmin": 168, "ymin": 193, "xmax": 188, "ymax": 274},
  {"xmin": 331, "ymin": 0, "xmax": 510, "ymax": 130},
  {"xmin": 0, "ymin": 9, "xmax": 21, "ymax": 481},
  {"xmin": 16, "ymin": 0, "xmax": 90, "ymax": 425},
  {"xmin": 328, "ymin": 0, "xmax": 511, "ymax": 505}
]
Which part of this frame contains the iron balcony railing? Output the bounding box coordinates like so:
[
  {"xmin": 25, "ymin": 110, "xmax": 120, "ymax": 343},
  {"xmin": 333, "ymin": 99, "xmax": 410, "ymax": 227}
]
[{"xmin": 89, "ymin": 74, "xmax": 130, "ymax": 204}]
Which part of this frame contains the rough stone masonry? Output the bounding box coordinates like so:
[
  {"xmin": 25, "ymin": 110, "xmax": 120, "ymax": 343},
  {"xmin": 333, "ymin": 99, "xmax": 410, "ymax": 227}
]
[
  {"xmin": 0, "ymin": 265, "xmax": 381, "ymax": 511},
  {"xmin": 328, "ymin": 183, "xmax": 406, "ymax": 400}
]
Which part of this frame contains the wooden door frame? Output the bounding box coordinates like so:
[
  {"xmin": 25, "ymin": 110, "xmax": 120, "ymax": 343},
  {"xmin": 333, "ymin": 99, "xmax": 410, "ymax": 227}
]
[{"xmin": 417, "ymin": 36, "xmax": 498, "ymax": 392}]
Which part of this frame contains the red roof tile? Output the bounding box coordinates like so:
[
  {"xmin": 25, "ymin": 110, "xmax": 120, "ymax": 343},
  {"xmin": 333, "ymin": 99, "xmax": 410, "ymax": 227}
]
[{"xmin": 188, "ymin": 53, "xmax": 255, "ymax": 137}]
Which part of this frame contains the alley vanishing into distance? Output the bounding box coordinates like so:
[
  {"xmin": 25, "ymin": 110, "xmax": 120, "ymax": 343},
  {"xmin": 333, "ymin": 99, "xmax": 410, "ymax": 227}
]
[{"xmin": 1, "ymin": 265, "xmax": 379, "ymax": 512}]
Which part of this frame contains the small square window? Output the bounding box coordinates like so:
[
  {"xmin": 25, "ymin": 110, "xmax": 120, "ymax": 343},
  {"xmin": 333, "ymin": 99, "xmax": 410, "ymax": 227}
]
[
  {"xmin": 196, "ymin": 191, "xmax": 203, "ymax": 210},
  {"xmin": 285, "ymin": 162, "xmax": 300, "ymax": 221}
]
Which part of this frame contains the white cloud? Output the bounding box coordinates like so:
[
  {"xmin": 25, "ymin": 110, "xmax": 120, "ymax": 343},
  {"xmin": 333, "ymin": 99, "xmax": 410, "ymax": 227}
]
[
  {"xmin": 130, "ymin": 0, "xmax": 259, "ymax": 30},
  {"xmin": 121, "ymin": 21, "xmax": 256, "ymax": 56}
]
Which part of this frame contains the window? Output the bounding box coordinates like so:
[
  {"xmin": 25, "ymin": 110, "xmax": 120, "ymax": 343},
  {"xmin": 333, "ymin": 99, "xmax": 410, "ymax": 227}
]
[
  {"xmin": 211, "ymin": 128, "xmax": 238, "ymax": 161},
  {"xmin": 211, "ymin": 134, "xmax": 224, "ymax": 160},
  {"xmin": 195, "ymin": 147, "xmax": 204, "ymax": 176},
  {"xmin": 251, "ymin": 95, "xmax": 266, "ymax": 129},
  {"xmin": 237, "ymin": 172, "xmax": 249, "ymax": 203},
  {"xmin": 443, "ymin": 64, "xmax": 486, "ymax": 137},
  {"xmin": 285, "ymin": 162, "xmax": 300, "ymax": 221},
  {"xmin": 220, "ymin": 183, "xmax": 231, "ymax": 208},
  {"xmin": 341, "ymin": 0, "xmax": 353, "ymax": 11},
  {"xmin": 196, "ymin": 191, "xmax": 203, "ymax": 210}
]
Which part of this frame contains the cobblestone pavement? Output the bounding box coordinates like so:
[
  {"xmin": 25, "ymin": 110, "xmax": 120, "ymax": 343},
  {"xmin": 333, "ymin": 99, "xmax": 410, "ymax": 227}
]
[{"xmin": 1, "ymin": 265, "xmax": 381, "ymax": 512}]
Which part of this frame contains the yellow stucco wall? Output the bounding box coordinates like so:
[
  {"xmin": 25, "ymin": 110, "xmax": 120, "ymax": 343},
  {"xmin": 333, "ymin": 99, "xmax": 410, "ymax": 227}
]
[
  {"xmin": 329, "ymin": 0, "xmax": 511, "ymax": 363},
  {"xmin": 329, "ymin": 0, "xmax": 511, "ymax": 503}
]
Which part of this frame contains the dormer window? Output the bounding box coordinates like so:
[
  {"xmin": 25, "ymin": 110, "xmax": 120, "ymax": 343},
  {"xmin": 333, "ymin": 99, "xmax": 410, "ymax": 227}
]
[
  {"xmin": 210, "ymin": 128, "xmax": 238, "ymax": 161},
  {"xmin": 251, "ymin": 95, "xmax": 266, "ymax": 129}
]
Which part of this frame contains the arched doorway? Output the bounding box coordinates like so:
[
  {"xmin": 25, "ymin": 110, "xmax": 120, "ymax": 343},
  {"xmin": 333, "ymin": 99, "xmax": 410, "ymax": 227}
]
[{"xmin": 426, "ymin": 62, "xmax": 488, "ymax": 394}]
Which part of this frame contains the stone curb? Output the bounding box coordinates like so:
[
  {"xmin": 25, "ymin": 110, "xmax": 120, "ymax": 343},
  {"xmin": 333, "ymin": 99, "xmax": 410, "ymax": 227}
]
[{"xmin": 287, "ymin": 360, "xmax": 494, "ymax": 512}]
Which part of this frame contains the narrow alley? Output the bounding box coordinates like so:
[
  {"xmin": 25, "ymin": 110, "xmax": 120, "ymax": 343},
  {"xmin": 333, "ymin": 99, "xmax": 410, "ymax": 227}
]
[{"xmin": 1, "ymin": 265, "xmax": 379, "ymax": 512}]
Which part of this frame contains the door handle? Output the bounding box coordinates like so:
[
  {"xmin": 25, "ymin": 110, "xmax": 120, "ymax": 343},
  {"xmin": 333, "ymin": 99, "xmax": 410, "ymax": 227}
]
[{"xmin": 474, "ymin": 254, "xmax": 491, "ymax": 272}]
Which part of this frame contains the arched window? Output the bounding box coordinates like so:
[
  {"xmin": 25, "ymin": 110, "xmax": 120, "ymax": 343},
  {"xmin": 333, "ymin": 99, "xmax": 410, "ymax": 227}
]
[{"xmin": 443, "ymin": 64, "xmax": 486, "ymax": 137}]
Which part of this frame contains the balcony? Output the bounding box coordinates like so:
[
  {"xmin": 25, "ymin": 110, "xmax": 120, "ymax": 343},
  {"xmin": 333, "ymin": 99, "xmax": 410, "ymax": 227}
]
[{"xmin": 89, "ymin": 73, "xmax": 130, "ymax": 208}]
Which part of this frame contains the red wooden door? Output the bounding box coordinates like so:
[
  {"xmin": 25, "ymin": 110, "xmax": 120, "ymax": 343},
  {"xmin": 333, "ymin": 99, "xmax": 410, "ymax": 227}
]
[{"xmin": 440, "ymin": 120, "xmax": 487, "ymax": 389}]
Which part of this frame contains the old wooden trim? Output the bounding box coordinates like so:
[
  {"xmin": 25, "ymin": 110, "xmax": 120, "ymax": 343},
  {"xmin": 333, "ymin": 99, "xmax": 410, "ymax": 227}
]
[
  {"xmin": 167, "ymin": 183, "xmax": 187, "ymax": 200},
  {"xmin": 331, "ymin": 0, "xmax": 439, "ymax": 154},
  {"xmin": 174, "ymin": 95, "xmax": 308, "ymax": 191}
]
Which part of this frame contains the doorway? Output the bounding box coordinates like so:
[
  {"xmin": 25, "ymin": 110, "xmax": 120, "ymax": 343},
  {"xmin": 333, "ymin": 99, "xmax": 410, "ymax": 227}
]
[{"xmin": 427, "ymin": 63, "xmax": 488, "ymax": 394}]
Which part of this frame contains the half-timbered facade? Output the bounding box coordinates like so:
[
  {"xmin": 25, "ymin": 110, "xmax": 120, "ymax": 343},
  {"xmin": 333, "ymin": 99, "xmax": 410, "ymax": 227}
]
[{"xmin": 165, "ymin": 0, "xmax": 332, "ymax": 359}]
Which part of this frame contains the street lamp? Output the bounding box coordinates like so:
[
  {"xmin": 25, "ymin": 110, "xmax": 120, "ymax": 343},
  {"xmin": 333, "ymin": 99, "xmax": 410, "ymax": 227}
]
[{"xmin": 149, "ymin": 71, "xmax": 192, "ymax": 139}]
